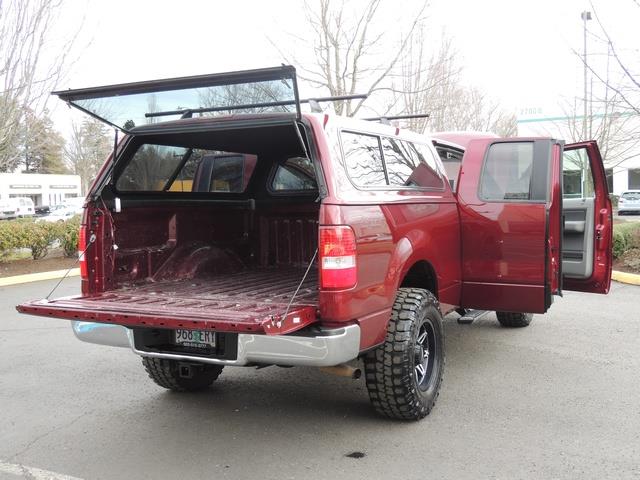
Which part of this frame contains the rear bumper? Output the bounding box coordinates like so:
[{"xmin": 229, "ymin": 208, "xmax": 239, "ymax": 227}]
[{"xmin": 71, "ymin": 321, "xmax": 361, "ymax": 367}]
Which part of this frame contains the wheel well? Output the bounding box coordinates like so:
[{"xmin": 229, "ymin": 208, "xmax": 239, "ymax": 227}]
[{"xmin": 399, "ymin": 261, "xmax": 438, "ymax": 297}]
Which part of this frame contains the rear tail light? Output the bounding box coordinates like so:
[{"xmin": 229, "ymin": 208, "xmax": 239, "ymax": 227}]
[
  {"xmin": 78, "ymin": 225, "xmax": 88, "ymax": 280},
  {"xmin": 319, "ymin": 226, "xmax": 357, "ymax": 289}
]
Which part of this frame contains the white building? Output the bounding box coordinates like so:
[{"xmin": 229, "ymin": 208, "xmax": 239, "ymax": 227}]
[
  {"xmin": 517, "ymin": 107, "xmax": 640, "ymax": 196},
  {"xmin": 0, "ymin": 173, "xmax": 82, "ymax": 207}
]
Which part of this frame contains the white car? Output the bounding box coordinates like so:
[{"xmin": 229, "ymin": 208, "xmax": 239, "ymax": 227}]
[
  {"xmin": 37, "ymin": 205, "xmax": 83, "ymax": 223},
  {"xmin": 0, "ymin": 197, "xmax": 35, "ymax": 219},
  {"xmin": 618, "ymin": 190, "xmax": 640, "ymax": 215}
]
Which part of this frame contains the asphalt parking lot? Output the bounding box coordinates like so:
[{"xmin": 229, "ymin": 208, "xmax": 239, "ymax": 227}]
[{"xmin": 1, "ymin": 278, "xmax": 639, "ymax": 480}]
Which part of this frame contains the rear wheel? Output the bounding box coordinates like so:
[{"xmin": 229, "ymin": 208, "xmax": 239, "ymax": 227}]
[
  {"xmin": 142, "ymin": 357, "xmax": 223, "ymax": 391},
  {"xmin": 364, "ymin": 288, "xmax": 445, "ymax": 421},
  {"xmin": 496, "ymin": 311, "xmax": 533, "ymax": 328}
]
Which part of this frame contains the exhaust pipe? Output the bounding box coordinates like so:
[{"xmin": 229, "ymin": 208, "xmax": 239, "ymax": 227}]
[{"xmin": 319, "ymin": 364, "xmax": 361, "ymax": 379}]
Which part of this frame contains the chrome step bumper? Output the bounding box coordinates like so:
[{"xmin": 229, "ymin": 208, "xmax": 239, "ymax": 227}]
[{"xmin": 71, "ymin": 321, "xmax": 361, "ymax": 367}]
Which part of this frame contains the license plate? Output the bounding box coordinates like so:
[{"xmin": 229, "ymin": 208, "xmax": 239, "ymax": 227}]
[{"xmin": 174, "ymin": 329, "xmax": 216, "ymax": 349}]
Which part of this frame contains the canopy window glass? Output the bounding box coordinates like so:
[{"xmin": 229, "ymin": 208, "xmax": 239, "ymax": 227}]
[{"xmin": 53, "ymin": 66, "xmax": 300, "ymax": 132}]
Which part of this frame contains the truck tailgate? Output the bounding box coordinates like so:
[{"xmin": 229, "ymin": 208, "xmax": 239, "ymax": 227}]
[{"xmin": 17, "ymin": 267, "xmax": 318, "ymax": 335}]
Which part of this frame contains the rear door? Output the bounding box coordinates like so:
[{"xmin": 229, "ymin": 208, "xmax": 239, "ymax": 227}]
[
  {"xmin": 456, "ymin": 138, "xmax": 563, "ymax": 314},
  {"xmin": 562, "ymin": 141, "xmax": 612, "ymax": 293}
]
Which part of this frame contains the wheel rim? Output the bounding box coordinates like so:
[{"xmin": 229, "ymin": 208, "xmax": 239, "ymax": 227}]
[{"xmin": 414, "ymin": 321, "xmax": 436, "ymax": 391}]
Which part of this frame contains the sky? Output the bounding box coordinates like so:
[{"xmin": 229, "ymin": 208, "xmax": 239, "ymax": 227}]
[{"xmin": 44, "ymin": 0, "xmax": 639, "ymax": 134}]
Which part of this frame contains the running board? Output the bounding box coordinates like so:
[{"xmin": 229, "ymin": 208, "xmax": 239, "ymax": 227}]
[{"xmin": 457, "ymin": 309, "xmax": 491, "ymax": 325}]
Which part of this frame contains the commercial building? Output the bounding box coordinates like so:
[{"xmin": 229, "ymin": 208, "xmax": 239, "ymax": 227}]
[{"xmin": 0, "ymin": 173, "xmax": 82, "ymax": 207}]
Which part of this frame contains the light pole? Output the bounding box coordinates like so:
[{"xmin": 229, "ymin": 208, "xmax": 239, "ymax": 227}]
[{"xmin": 581, "ymin": 10, "xmax": 592, "ymax": 141}]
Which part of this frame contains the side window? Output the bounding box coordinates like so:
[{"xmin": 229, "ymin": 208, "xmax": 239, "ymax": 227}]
[
  {"xmin": 272, "ymin": 157, "xmax": 317, "ymax": 192},
  {"xmin": 479, "ymin": 142, "xmax": 537, "ymax": 201},
  {"xmin": 435, "ymin": 145, "xmax": 464, "ymax": 192},
  {"xmin": 381, "ymin": 138, "xmax": 444, "ymax": 189},
  {"xmin": 563, "ymin": 148, "xmax": 595, "ymax": 198},
  {"xmin": 341, "ymin": 131, "xmax": 386, "ymax": 187}
]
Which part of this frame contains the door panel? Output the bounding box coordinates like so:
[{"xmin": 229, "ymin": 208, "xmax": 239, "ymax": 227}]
[
  {"xmin": 457, "ymin": 138, "xmax": 559, "ymax": 314},
  {"xmin": 562, "ymin": 142, "xmax": 612, "ymax": 293}
]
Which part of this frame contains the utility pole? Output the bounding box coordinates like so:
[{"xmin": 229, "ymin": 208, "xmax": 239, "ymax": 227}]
[{"xmin": 581, "ymin": 10, "xmax": 592, "ymax": 141}]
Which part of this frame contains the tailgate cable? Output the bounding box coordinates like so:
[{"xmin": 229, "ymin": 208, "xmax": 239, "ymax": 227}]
[
  {"xmin": 276, "ymin": 248, "xmax": 318, "ymax": 328},
  {"xmin": 44, "ymin": 233, "xmax": 96, "ymax": 302}
]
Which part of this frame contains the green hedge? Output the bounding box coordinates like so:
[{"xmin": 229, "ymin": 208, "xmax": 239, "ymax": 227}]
[
  {"xmin": 0, "ymin": 216, "xmax": 81, "ymax": 260},
  {"xmin": 613, "ymin": 222, "xmax": 640, "ymax": 259}
]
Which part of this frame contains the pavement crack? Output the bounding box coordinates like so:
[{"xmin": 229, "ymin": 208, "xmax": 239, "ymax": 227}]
[{"xmin": 9, "ymin": 410, "xmax": 93, "ymax": 461}]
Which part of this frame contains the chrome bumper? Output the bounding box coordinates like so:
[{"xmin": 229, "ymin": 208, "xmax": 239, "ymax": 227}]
[{"xmin": 71, "ymin": 321, "xmax": 361, "ymax": 367}]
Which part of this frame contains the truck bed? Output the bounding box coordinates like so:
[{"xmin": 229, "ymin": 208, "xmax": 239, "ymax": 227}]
[{"xmin": 17, "ymin": 266, "xmax": 319, "ymax": 335}]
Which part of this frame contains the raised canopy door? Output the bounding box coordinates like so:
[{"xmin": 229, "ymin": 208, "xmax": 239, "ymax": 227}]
[
  {"xmin": 52, "ymin": 65, "xmax": 301, "ymax": 131},
  {"xmin": 457, "ymin": 138, "xmax": 563, "ymax": 314},
  {"xmin": 562, "ymin": 141, "xmax": 612, "ymax": 293}
]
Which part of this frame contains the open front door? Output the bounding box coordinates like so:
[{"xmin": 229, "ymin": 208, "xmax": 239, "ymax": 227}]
[
  {"xmin": 457, "ymin": 138, "xmax": 563, "ymax": 314},
  {"xmin": 562, "ymin": 141, "xmax": 612, "ymax": 293}
]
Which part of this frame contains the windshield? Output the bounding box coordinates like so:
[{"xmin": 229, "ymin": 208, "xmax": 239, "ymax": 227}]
[{"xmin": 54, "ymin": 66, "xmax": 300, "ymax": 131}]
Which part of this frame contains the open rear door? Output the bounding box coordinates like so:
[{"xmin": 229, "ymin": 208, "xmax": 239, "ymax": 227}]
[
  {"xmin": 457, "ymin": 138, "xmax": 563, "ymax": 314},
  {"xmin": 562, "ymin": 141, "xmax": 612, "ymax": 293}
]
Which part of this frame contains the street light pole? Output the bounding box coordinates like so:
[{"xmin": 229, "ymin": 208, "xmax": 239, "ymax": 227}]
[{"xmin": 581, "ymin": 10, "xmax": 592, "ymax": 141}]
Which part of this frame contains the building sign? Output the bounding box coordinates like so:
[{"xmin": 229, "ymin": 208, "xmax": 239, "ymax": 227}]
[
  {"xmin": 9, "ymin": 184, "xmax": 41, "ymax": 189},
  {"xmin": 49, "ymin": 185, "xmax": 78, "ymax": 189}
]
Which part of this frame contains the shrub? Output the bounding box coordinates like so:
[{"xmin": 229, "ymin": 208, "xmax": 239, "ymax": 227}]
[
  {"xmin": 21, "ymin": 221, "xmax": 59, "ymax": 260},
  {"xmin": 610, "ymin": 194, "xmax": 619, "ymax": 208},
  {"xmin": 61, "ymin": 215, "xmax": 81, "ymax": 257},
  {"xmin": 612, "ymin": 222, "xmax": 640, "ymax": 259}
]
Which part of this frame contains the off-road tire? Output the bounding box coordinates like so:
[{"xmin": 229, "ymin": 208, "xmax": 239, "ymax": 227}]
[
  {"xmin": 364, "ymin": 288, "xmax": 445, "ymax": 421},
  {"xmin": 495, "ymin": 311, "xmax": 533, "ymax": 328},
  {"xmin": 142, "ymin": 357, "xmax": 223, "ymax": 392}
]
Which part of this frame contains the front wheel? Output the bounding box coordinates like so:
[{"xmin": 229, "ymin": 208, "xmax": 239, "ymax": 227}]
[
  {"xmin": 496, "ymin": 311, "xmax": 533, "ymax": 328},
  {"xmin": 142, "ymin": 357, "xmax": 223, "ymax": 392},
  {"xmin": 364, "ymin": 288, "xmax": 445, "ymax": 420}
]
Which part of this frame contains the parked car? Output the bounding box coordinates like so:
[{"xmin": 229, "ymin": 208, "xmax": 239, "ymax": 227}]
[
  {"xmin": 618, "ymin": 190, "xmax": 640, "ymax": 215},
  {"xmin": 17, "ymin": 66, "xmax": 613, "ymax": 421},
  {"xmin": 0, "ymin": 200, "xmax": 17, "ymax": 220},
  {"xmin": 37, "ymin": 205, "xmax": 83, "ymax": 223},
  {"xmin": 1, "ymin": 197, "xmax": 35, "ymax": 218}
]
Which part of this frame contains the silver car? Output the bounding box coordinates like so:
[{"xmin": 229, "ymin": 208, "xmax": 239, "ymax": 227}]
[{"xmin": 618, "ymin": 190, "xmax": 640, "ymax": 215}]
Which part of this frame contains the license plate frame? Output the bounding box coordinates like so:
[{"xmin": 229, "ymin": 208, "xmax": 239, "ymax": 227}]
[{"xmin": 174, "ymin": 329, "xmax": 216, "ymax": 349}]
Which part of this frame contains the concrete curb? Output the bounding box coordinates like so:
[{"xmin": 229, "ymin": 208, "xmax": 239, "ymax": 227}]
[
  {"xmin": 611, "ymin": 270, "xmax": 640, "ymax": 286},
  {"xmin": 0, "ymin": 268, "xmax": 80, "ymax": 287}
]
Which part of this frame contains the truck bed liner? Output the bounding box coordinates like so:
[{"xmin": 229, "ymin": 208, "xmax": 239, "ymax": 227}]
[{"xmin": 17, "ymin": 267, "xmax": 319, "ymax": 335}]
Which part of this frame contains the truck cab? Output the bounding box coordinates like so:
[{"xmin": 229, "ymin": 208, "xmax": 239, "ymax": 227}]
[{"xmin": 17, "ymin": 66, "xmax": 612, "ymax": 420}]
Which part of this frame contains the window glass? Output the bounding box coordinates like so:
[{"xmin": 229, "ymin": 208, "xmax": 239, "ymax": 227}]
[
  {"xmin": 480, "ymin": 142, "xmax": 535, "ymax": 201},
  {"xmin": 116, "ymin": 144, "xmax": 253, "ymax": 193},
  {"xmin": 436, "ymin": 146, "xmax": 463, "ymax": 192},
  {"xmin": 629, "ymin": 168, "xmax": 640, "ymax": 190},
  {"xmin": 341, "ymin": 132, "xmax": 386, "ymax": 187},
  {"xmin": 209, "ymin": 156, "xmax": 244, "ymax": 192},
  {"xmin": 381, "ymin": 138, "xmax": 443, "ymax": 189},
  {"xmin": 563, "ymin": 148, "xmax": 594, "ymax": 198},
  {"xmin": 272, "ymin": 157, "xmax": 317, "ymax": 191}
]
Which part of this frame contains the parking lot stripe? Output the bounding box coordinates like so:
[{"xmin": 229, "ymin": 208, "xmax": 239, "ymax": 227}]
[
  {"xmin": 0, "ymin": 269, "xmax": 80, "ymax": 287},
  {"xmin": 0, "ymin": 461, "xmax": 84, "ymax": 480}
]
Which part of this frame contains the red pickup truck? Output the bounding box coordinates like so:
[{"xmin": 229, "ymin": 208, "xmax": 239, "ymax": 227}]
[{"xmin": 17, "ymin": 66, "xmax": 612, "ymax": 420}]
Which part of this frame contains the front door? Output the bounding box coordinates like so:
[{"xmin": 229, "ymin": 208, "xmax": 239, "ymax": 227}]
[
  {"xmin": 562, "ymin": 141, "xmax": 612, "ymax": 293},
  {"xmin": 457, "ymin": 138, "xmax": 563, "ymax": 314}
]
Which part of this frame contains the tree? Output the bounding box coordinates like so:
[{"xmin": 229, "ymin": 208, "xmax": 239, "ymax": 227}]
[
  {"xmin": 65, "ymin": 119, "xmax": 112, "ymax": 194},
  {"xmin": 0, "ymin": 0, "xmax": 77, "ymax": 171},
  {"xmin": 275, "ymin": 0, "xmax": 428, "ymax": 116},
  {"xmin": 276, "ymin": 1, "xmax": 516, "ymax": 135},
  {"xmin": 18, "ymin": 108, "xmax": 66, "ymax": 173}
]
